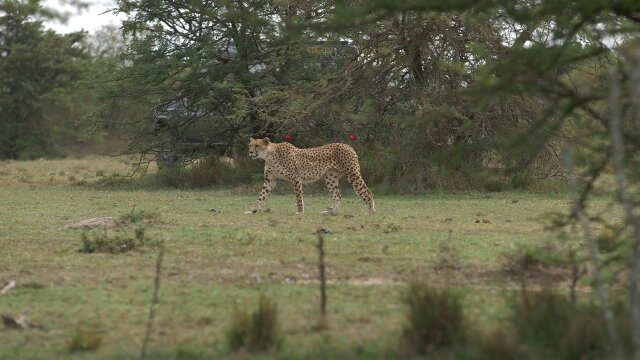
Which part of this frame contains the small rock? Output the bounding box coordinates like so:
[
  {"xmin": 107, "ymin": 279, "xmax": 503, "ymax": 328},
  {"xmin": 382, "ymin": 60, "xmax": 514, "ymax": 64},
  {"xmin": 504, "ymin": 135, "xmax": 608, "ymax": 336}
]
[
  {"xmin": 0, "ymin": 280, "xmax": 16, "ymax": 295},
  {"xmin": 444, "ymin": 218, "xmax": 453, "ymax": 223},
  {"xmin": 1, "ymin": 312, "xmax": 43, "ymax": 330},
  {"xmin": 482, "ymin": 219, "xmax": 491, "ymax": 224},
  {"xmin": 505, "ymin": 219, "xmax": 512, "ymax": 223},
  {"xmin": 208, "ymin": 208, "xmax": 221, "ymax": 213},
  {"xmin": 59, "ymin": 217, "xmax": 116, "ymax": 230},
  {"xmin": 316, "ymin": 227, "xmax": 333, "ymax": 234}
]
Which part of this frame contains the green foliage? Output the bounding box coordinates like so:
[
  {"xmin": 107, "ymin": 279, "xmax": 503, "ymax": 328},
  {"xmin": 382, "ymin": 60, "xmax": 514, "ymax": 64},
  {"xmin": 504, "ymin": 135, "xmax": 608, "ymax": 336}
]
[
  {"xmin": 401, "ymin": 284, "xmax": 465, "ymax": 355},
  {"xmin": 226, "ymin": 295, "xmax": 282, "ymax": 353},
  {"xmin": 79, "ymin": 227, "xmax": 151, "ymax": 254}
]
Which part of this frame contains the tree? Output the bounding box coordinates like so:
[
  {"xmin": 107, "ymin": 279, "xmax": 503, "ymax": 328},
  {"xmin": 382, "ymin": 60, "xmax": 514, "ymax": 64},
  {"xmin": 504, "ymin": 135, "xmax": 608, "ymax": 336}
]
[
  {"xmin": 104, "ymin": 0, "xmax": 334, "ymax": 166},
  {"xmin": 108, "ymin": 0, "xmax": 547, "ymax": 187},
  {"xmin": 0, "ymin": 0, "xmax": 90, "ymax": 159}
]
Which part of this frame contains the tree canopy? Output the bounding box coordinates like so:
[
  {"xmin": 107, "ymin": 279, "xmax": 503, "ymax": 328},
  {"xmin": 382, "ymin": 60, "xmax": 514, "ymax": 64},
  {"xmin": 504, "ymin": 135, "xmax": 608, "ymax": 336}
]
[{"xmin": 0, "ymin": 0, "xmax": 94, "ymax": 159}]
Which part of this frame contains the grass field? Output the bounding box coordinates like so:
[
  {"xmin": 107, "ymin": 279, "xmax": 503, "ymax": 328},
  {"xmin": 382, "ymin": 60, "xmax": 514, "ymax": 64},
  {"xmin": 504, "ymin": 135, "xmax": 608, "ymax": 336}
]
[{"xmin": 0, "ymin": 157, "xmax": 620, "ymax": 359}]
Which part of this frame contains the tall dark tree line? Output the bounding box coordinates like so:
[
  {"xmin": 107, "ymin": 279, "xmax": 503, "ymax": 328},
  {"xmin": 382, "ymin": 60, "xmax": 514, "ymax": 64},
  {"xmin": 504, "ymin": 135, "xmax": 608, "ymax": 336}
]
[{"xmin": 0, "ymin": 0, "xmax": 91, "ymax": 159}]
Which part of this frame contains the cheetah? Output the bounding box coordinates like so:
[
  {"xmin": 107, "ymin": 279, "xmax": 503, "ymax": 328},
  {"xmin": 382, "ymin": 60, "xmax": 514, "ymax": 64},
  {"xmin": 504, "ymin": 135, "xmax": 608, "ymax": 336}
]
[{"xmin": 245, "ymin": 137, "xmax": 375, "ymax": 215}]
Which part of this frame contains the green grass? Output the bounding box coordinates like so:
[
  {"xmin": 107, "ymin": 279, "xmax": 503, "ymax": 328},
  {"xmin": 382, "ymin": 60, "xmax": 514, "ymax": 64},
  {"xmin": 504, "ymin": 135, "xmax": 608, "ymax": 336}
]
[{"xmin": 0, "ymin": 157, "xmax": 622, "ymax": 359}]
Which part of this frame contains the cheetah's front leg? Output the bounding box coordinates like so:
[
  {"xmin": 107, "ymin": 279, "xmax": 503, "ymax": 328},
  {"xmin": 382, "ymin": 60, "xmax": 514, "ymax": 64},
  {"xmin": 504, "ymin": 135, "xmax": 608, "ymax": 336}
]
[
  {"xmin": 245, "ymin": 173, "xmax": 276, "ymax": 214},
  {"xmin": 293, "ymin": 177, "xmax": 304, "ymax": 214}
]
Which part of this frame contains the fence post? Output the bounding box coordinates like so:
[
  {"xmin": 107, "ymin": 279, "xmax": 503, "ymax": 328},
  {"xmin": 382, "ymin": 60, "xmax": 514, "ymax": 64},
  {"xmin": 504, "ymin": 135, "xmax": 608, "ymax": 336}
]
[
  {"xmin": 140, "ymin": 246, "xmax": 165, "ymax": 359},
  {"xmin": 316, "ymin": 229, "xmax": 327, "ymax": 323}
]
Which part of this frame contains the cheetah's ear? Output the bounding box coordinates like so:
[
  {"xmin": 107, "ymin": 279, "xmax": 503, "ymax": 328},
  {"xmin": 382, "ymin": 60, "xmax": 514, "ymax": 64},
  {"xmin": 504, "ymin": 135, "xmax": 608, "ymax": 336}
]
[
  {"xmin": 263, "ymin": 137, "xmax": 270, "ymax": 145},
  {"xmin": 249, "ymin": 137, "xmax": 255, "ymax": 141}
]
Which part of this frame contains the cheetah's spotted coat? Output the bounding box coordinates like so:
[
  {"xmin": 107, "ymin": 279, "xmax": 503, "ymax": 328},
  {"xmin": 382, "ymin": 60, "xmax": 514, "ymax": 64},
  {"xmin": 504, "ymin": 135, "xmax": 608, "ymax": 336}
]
[{"xmin": 247, "ymin": 138, "xmax": 375, "ymax": 214}]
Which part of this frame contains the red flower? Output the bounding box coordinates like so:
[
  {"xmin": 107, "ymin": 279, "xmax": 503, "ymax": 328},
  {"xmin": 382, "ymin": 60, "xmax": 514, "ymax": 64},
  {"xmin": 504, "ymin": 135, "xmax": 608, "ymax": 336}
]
[
  {"xmin": 284, "ymin": 133, "xmax": 293, "ymax": 142},
  {"xmin": 348, "ymin": 133, "xmax": 357, "ymax": 141}
]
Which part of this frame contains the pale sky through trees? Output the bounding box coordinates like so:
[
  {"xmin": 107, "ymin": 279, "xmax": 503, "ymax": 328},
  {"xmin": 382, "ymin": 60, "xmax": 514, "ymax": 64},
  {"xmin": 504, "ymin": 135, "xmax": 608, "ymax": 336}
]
[{"xmin": 42, "ymin": 0, "xmax": 124, "ymax": 34}]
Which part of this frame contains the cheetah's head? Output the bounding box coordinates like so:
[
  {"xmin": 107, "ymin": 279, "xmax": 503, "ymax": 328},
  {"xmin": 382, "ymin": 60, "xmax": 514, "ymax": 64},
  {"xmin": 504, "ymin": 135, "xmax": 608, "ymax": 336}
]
[{"xmin": 248, "ymin": 137, "xmax": 270, "ymax": 159}]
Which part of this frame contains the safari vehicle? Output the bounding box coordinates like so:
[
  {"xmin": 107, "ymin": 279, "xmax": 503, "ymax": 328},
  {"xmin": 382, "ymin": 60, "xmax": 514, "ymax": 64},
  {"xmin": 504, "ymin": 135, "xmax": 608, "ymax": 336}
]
[{"xmin": 151, "ymin": 99, "xmax": 229, "ymax": 169}]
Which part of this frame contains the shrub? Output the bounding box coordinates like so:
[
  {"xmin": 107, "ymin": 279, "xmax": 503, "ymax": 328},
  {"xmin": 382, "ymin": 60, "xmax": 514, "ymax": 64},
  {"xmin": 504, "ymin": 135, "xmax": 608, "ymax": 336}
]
[
  {"xmin": 79, "ymin": 227, "xmax": 151, "ymax": 254},
  {"xmin": 67, "ymin": 327, "xmax": 102, "ymax": 353},
  {"xmin": 509, "ymin": 169, "xmax": 535, "ymax": 190},
  {"xmin": 509, "ymin": 289, "xmax": 609, "ymax": 359},
  {"xmin": 401, "ymin": 284, "xmax": 465, "ymax": 355},
  {"xmin": 595, "ymin": 227, "xmax": 622, "ymax": 253},
  {"xmin": 502, "ymin": 242, "xmax": 571, "ymax": 281},
  {"xmin": 118, "ymin": 209, "xmax": 158, "ymax": 225},
  {"xmin": 226, "ymin": 295, "xmax": 282, "ymax": 353},
  {"xmin": 473, "ymin": 326, "xmax": 523, "ymax": 360},
  {"xmin": 149, "ymin": 155, "xmax": 262, "ymax": 188}
]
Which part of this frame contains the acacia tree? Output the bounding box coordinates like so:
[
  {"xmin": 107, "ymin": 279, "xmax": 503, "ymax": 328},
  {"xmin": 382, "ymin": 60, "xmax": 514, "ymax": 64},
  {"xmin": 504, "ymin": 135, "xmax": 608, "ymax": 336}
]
[{"xmin": 104, "ymin": 0, "xmax": 335, "ymax": 166}]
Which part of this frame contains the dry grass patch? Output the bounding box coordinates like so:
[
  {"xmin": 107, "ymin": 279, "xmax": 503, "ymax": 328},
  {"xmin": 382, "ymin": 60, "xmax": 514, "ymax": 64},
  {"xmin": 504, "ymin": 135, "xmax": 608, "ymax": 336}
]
[{"xmin": 0, "ymin": 156, "xmax": 150, "ymax": 187}]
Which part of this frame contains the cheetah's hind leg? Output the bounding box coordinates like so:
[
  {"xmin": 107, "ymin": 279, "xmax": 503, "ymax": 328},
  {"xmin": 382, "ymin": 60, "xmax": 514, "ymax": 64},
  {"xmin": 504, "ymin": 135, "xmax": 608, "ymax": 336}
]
[
  {"xmin": 322, "ymin": 169, "xmax": 342, "ymax": 215},
  {"xmin": 346, "ymin": 173, "xmax": 375, "ymax": 214}
]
